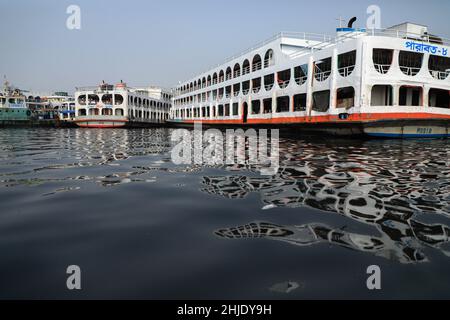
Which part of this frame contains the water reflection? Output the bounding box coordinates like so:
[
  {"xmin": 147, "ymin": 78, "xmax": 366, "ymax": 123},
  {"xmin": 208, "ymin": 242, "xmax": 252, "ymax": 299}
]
[
  {"xmin": 0, "ymin": 128, "xmax": 449, "ymax": 265},
  {"xmin": 207, "ymin": 138, "xmax": 450, "ymax": 264}
]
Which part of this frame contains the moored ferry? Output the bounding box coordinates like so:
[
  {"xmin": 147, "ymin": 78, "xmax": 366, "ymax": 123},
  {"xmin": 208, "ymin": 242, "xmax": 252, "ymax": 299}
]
[
  {"xmin": 0, "ymin": 78, "xmax": 31, "ymax": 125},
  {"xmin": 169, "ymin": 20, "xmax": 450, "ymax": 138},
  {"xmin": 74, "ymin": 81, "xmax": 172, "ymax": 128}
]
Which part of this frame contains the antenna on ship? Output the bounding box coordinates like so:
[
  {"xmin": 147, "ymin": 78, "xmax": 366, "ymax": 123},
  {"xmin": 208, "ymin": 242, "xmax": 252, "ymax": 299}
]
[{"xmin": 336, "ymin": 16, "xmax": 346, "ymax": 28}]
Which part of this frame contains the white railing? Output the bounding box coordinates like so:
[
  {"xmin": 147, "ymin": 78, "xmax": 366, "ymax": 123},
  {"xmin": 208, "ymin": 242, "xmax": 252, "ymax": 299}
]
[
  {"xmin": 242, "ymin": 89, "xmax": 250, "ymax": 95},
  {"xmin": 278, "ymin": 80, "xmax": 290, "ymax": 89},
  {"xmin": 226, "ymin": 74, "xmax": 232, "ymax": 80},
  {"xmin": 225, "ymin": 93, "xmax": 231, "ymax": 98},
  {"xmin": 374, "ymin": 64, "xmax": 391, "ymax": 74},
  {"xmin": 430, "ymin": 70, "xmax": 450, "ymax": 80},
  {"xmin": 234, "ymin": 91, "xmax": 240, "ymax": 96},
  {"xmin": 264, "ymin": 59, "xmax": 274, "ymax": 68},
  {"xmin": 295, "ymin": 76, "xmax": 308, "ymax": 85},
  {"xmin": 242, "ymin": 66, "xmax": 251, "ymax": 74},
  {"xmin": 252, "ymin": 61, "xmax": 262, "ymax": 72},
  {"xmin": 338, "ymin": 65, "xmax": 355, "ymax": 77},
  {"xmin": 314, "ymin": 71, "xmax": 331, "ymax": 82},
  {"xmin": 234, "ymin": 71, "xmax": 241, "ymax": 78},
  {"xmin": 252, "ymin": 87, "xmax": 261, "ymax": 93},
  {"xmin": 265, "ymin": 84, "xmax": 274, "ymax": 91},
  {"xmin": 400, "ymin": 66, "xmax": 422, "ymax": 76}
]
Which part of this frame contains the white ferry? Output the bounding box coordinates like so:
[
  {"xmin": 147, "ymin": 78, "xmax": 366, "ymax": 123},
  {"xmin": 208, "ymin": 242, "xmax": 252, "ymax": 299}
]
[
  {"xmin": 170, "ymin": 20, "xmax": 450, "ymax": 138},
  {"xmin": 74, "ymin": 81, "xmax": 172, "ymax": 128}
]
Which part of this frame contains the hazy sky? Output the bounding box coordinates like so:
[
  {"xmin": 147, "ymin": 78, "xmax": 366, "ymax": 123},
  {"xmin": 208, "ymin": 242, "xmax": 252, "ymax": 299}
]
[{"xmin": 0, "ymin": 0, "xmax": 449, "ymax": 94}]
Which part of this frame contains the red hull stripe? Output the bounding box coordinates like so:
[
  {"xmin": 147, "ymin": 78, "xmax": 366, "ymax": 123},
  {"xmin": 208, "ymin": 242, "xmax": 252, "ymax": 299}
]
[{"xmin": 179, "ymin": 112, "xmax": 450, "ymax": 125}]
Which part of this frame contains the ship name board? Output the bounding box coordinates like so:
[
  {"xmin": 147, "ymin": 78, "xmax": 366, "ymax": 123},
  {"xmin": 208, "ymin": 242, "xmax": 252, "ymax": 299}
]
[{"xmin": 405, "ymin": 41, "xmax": 448, "ymax": 56}]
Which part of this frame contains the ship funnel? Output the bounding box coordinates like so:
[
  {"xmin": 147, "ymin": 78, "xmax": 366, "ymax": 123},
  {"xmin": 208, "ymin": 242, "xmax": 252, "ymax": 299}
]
[{"xmin": 348, "ymin": 17, "xmax": 357, "ymax": 28}]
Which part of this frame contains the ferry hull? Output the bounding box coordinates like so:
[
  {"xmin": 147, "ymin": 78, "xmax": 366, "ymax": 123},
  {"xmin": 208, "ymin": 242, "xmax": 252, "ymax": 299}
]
[
  {"xmin": 168, "ymin": 117, "xmax": 450, "ymax": 139},
  {"xmin": 74, "ymin": 116, "xmax": 170, "ymax": 128}
]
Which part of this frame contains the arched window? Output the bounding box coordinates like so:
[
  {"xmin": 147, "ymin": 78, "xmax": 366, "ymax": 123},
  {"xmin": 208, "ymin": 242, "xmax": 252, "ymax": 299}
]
[
  {"xmin": 233, "ymin": 63, "xmax": 241, "ymax": 78},
  {"xmin": 207, "ymin": 75, "xmax": 212, "ymax": 86},
  {"xmin": 114, "ymin": 94, "xmax": 124, "ymax": 105},
  {"xmin": 212, "ymin": 73, "xmax": 218, "ymax": 85},
  {"xmin": 243, "ymin": 60, "xmax": 250, "ymax": 75},
  {"xmin": 226, "ymin": 67, "xmax": 232, "ymax": 80},
  {"xmin": 101, "ymin": 94, "xmax": 112, "ymax": 105},
  {"xmin": 77, "ymin": 95, "xmax": 86, "ymax": 105},
  {"xmin": 264, "ymin": 49, "xmax": 274, "ymax": 67},
  {"xmin": 252, "ymin": 55, "xmax": 262, "ymax": 72},
  {"xmin": 219, "ymin": 70, "xmax": 224, "ymax": 83}
]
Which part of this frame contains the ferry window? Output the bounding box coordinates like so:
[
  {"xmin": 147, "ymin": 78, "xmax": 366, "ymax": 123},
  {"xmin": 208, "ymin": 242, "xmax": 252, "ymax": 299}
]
[
  {"xmin": 263, "ymin": 98, "xmax": 272, "ymax": 114},
  {"xmin": 314, "ymin": 58, "xmax": 332, "ymax": 81},
  {"xmin": 276, "ymin": 96, "xmax": 290, "ymax": 113},
  {"xmin": 102, "ymin": 108, "xmax": 112, "ymax": 116},
  {"xmin": 225, "ymin": 104, "xmax": 230, "ymax": 116},
  {"xmin": 242, "ymin": 81, "xmax": 250, "ymax": 95},
  {"xmin": 79, "ymin": 109, "xmax": 87, "ymax": 116},
  {"xmin": 293, "ymin": 94, "xmax": 307, "ymax": 111},
  {"xmin": 336, "ymin": 87, "xmax": 355, "ymax": 109},
  {"xmin": 277, "ymin": 69, "xmax": 291, "ymax": 88},
  {"xmin": 251, "ymin": 100, "xmax": 261, "ymax": 114},
  {"xmin": 428, "ymin": 55, "xmax": 450, "ymax": 80},
  {"xmin": 399, "ymin": 51, "xmax": 423, "ymax": 76},
  {"xmin": 225, "ymin": 86, "xmax": 232, "ymax": 98},
  {"xmin": 202, "ymin": 107, "xmax": 206, "ymax": 117},
  {"xmin": 226, "ymin": 68, "xmax": 232, "ymax": 80},
  {"xmin": 312, "ymin": 90, "xmax": 330, "ymax": 112},
  {"xmin": 243, "ymin": 60, "xmax": 250, "ymax": 75},
  {"xmin": 78, "ymin": 95, "xmax": 86, "ymax": 105},
  {"xmin": 218, "ymin": 105, "xmax": 224, "ymax": 116},
  {"xmin": 294, "ymin": 65, "xmax": 308, "ymax": 85},
  {"xmin": 429, "ymin": 88, "xmax": 450, "ymax": 109},
  {"xmin": 338, "ymin": 50, "xmax": 356, "ymax": 77},
  {"xmin": 212, "ymin": 106, "xmax": 216, "ymax": 117},
  {"xmin": 232, "ymin": 103, "xmax": 239, "ymax": 116},
  {"xmin": 102, "ymin": 94, "xmax": 112, "ymax": 105},
  {"xmin": 233, "ymin": 83, "xmax": 240, "ymax": 96},
  {"xmin": 207, "ymin": 75, "xmax": 212, "ymax": 86},
  {"xmin": 88, "ymin": 94, "xmax": 99, "ymax": 105},
  {"xmin": 8, "ymin": 98, "xmax": 16, "ymax": 104},
  {"xmin": 264, "ymin": 74, "xmax": 274, "ymax": 91},
  {"xmin": 212, "ymin": 73, "xmax": 218, "ymax": 84},
  {"xmin": 264, "ymin": 49, "xmax": 274, "ymax": 68},
  {"xmin": 252, "ymin": 55, "xmax": 262, "ymax": 72},
  {"xmin": 399, "ymin": 86, "xmax": 422, "ymax": 106},
  {"xmin": 207, "ymin": 106, "xmax": 210, "ymax": 117},
  {"xmin": 219, "ymin": 70, "xmax": 224, "ymax": 83},
  {"xmin": 233, "ymin": 64, "xmax": 241, "ymax": 78},
  {"xmin": 373, "ymin": 49, "xmax": 393, "ymax": 74},
  {"xmin": 114, "ymin": 95, "xmax": 123, "ymax": 105},
  {"xmin": 371, "ymin": 85, "xmax": 393, "ymax": 106},
  {"xmin": 252, "ymin": 78, "xmax": 261, "ymax": 93}
]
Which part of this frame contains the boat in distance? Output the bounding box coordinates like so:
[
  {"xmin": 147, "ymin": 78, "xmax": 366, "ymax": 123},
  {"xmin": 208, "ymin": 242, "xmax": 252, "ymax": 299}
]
[
  {"xmin": 74, "ymin": 81, "xmax": 172, "ymax": 128},
  {"xmin": 168, "ymin": 19, "xmax": 450, "ymax": 138}
]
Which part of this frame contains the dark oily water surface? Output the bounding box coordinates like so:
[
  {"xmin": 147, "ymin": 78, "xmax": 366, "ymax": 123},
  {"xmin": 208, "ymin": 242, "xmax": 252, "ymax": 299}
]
[{"xmin": 0, "ymin": 128, "xmax": 449, "ymax": 299}]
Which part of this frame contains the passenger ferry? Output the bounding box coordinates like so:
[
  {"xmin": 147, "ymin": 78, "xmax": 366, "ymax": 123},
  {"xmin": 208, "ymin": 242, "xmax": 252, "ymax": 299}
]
[
  {"xmin": 170, "ymin": 20, "xmax": 450, "ymax": 138},
  {"xmin": 74, "ymin": 81, "xmax": 172, "ymax": 128},
  {"xmin": 0, "ymin": 78, "xmax": 31, "ymax": 125}
]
